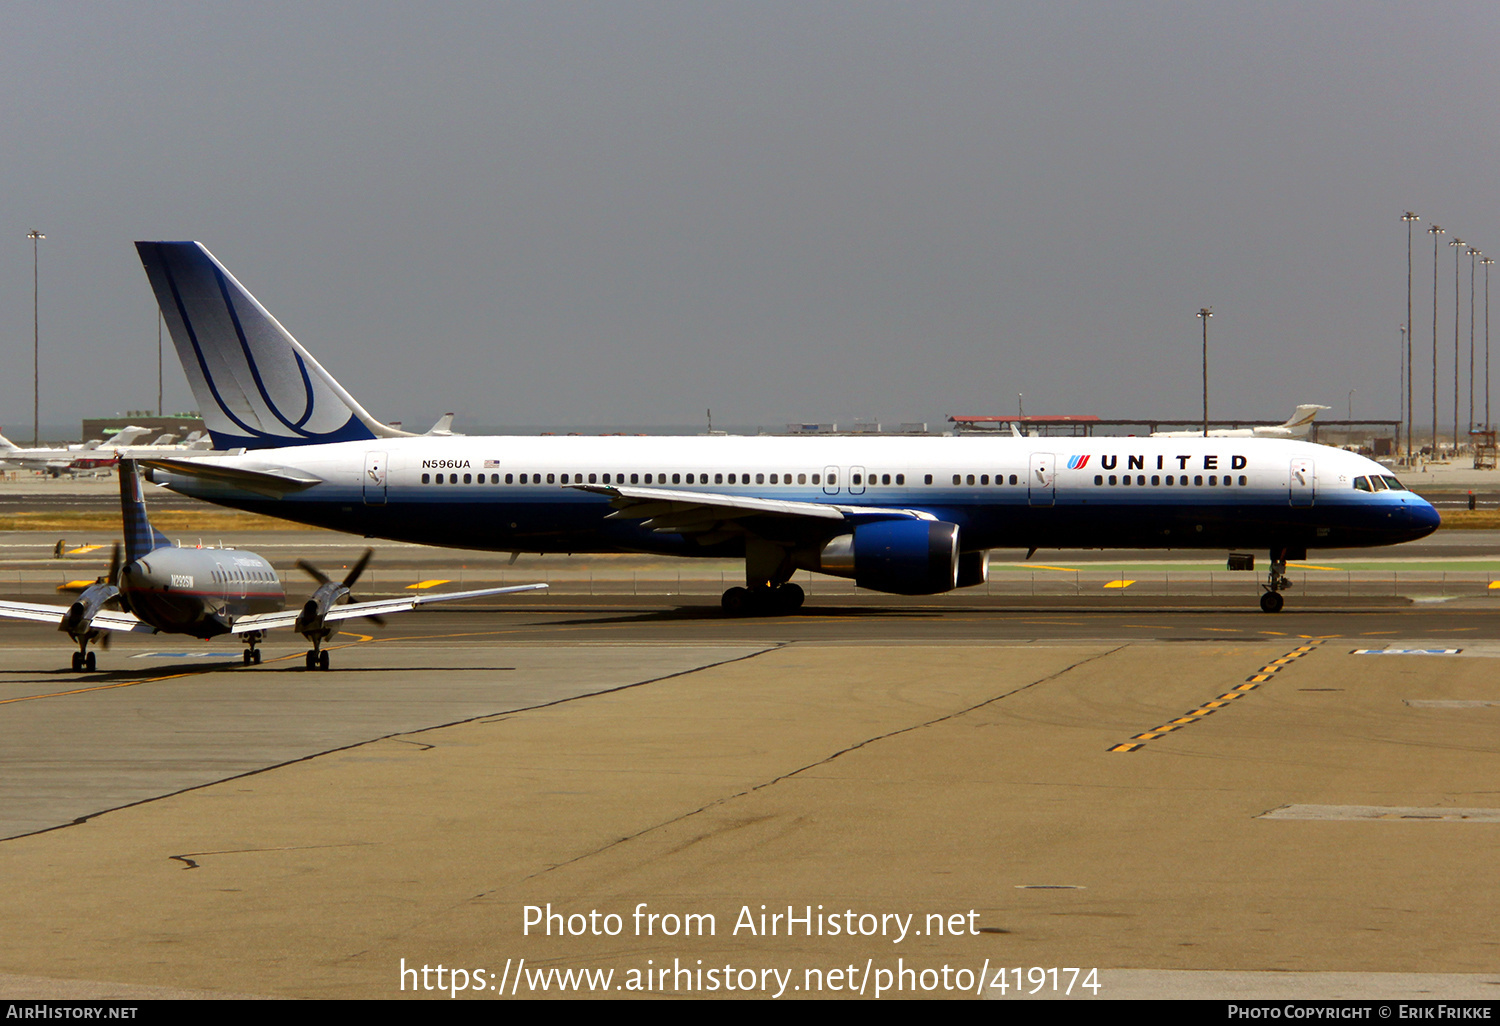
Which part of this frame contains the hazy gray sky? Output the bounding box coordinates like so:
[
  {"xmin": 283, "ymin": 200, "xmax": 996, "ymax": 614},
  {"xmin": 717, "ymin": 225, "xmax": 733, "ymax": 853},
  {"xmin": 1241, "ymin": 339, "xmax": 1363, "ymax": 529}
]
[{"xmin": 3, "ymin": 1, "xmax": 1498, "ymax": 436}]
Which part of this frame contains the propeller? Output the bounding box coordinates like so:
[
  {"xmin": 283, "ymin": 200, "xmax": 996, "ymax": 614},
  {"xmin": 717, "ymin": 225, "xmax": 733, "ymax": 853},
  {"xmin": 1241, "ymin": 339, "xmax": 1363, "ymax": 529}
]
[{"xmin": 296, "ymin": 548, "xmax": 385, "ymax": 625}]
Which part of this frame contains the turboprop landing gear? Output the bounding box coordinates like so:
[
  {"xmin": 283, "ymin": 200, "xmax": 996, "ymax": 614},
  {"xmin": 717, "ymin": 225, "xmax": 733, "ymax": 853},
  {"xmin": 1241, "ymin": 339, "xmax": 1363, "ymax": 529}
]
[
  {"xmin": 721, "ymin": 582, "xmax": 804, "ymax": 616},
  {"xmin": 241, "ymin": 632, "xmax": 264, "ymax": 665},
  {"xmin": 1259, "ymin": 553, "xmax": 1292, "ymax": 613}
]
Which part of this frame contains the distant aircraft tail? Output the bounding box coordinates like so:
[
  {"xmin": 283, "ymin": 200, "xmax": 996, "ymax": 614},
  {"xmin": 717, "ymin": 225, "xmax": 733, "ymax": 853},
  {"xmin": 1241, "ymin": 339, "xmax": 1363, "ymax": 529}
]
[
  {"xmin": 1278, "ymin": 404, "xmax": 1330, "ymax": 433},
  {"xmin": 0, "ymin": 432, "xmax": 16, "ymax": 452},
  {"xmin": 118, "ymin": 460, "xmax": 172, "ymax": 562},
  {"xmin": 134, "ymin": 241, "xmax": 413, "ymax": 450}
]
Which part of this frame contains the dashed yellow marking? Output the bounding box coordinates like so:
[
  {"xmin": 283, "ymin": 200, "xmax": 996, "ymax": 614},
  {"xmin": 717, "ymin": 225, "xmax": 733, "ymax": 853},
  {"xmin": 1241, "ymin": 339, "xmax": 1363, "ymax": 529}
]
[
  {"xmin": 1111, "ymin": 641, "xmax": 1324, "ymax": 752},
  {"xmin": 65, "ymin": 545, "xmax": 103, "ymax": 555},
  {"xmin": 1489, "ymin": 581, "xmax": 1500, "ymax": 590},
  {"xmin": 1288, "ymin": 563, "xmax": 1343, "ymax": 571},
  {"xmin": 406, "ymin": 580, "xmax": 452, "ymax": 590},
  {"xmin": 1024, "ymin": 565, "xmax": 1082, "ymax": 573},
  {"xmin": 58, "ymin": 581, "xmax": 95, "ymax": 591},
  {"xmin": 1102, "ymin": 580, "xmax": 1135, "ymax": 589}
]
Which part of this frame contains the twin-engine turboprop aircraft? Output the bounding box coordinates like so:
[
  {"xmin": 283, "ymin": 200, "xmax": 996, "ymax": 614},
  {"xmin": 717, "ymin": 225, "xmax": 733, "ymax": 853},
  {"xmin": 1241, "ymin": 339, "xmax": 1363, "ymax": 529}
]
[
  {"xmin": 132, "ymin": 241, "xmax": 1439, "ymax": 614},
  {"xmin": 0, "ymin": 460, "xmax": 545, "ymax": 670}
]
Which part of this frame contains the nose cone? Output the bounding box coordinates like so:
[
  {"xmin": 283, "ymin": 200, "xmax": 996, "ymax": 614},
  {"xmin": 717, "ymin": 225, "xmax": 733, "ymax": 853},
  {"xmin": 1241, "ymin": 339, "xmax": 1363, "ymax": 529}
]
[{"xmin": 1408, "ymin": 498, "xmax": 1442, "ymax": 537}]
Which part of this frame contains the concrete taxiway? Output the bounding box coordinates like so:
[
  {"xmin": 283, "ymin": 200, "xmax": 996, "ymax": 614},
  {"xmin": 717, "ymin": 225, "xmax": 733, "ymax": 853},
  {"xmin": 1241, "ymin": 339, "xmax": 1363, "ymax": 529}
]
[
  {"xmin": 2, "ymin": 494, "xmax": 1499, "ymax": 1000},
  {"xmin": 2, "ymin": 590, "xmax": 1499, "ymax": 1000}
]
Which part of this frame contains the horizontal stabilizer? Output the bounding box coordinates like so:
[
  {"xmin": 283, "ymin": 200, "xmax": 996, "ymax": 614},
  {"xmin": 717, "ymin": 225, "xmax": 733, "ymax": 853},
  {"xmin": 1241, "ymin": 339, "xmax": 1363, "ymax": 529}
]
[{"xmin": 141, "ymin": 457, "xmax": 323, "ymax": 497}]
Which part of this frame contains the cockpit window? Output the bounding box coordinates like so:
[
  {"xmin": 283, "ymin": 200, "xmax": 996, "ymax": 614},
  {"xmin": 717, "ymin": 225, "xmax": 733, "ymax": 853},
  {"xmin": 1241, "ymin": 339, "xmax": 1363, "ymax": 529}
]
[
  {"xmin": 1369, "ymin": 475, "xmax": 1388, "ymax": 491},
  {"xmin": 1353, "ymin": 477, "xmax": 1371, "ymax": 492},
  {"xmin": 1380, "ymin": 476, "xmax": 1406, "ymax": 491}
]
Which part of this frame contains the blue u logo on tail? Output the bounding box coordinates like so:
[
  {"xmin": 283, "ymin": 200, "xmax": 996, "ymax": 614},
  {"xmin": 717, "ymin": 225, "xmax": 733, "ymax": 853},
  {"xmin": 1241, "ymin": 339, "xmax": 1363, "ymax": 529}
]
[{"xmin": 135, "ymin": 242, "xmax": 408, "ymax": 451}]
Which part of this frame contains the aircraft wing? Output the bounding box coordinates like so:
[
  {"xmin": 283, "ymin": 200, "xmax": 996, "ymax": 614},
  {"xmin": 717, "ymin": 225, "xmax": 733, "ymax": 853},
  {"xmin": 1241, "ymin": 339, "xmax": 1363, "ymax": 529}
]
[
  {"xmin": 228, "ymin": 583, "xmax": 549, "ymax": 634},
  {"xmin": 573, "ymin": 484, "xmax": 935, "ymax": 534},
  {"xmin": 0, "ymin": 600, "xmax": 158, "ymax": 634}
]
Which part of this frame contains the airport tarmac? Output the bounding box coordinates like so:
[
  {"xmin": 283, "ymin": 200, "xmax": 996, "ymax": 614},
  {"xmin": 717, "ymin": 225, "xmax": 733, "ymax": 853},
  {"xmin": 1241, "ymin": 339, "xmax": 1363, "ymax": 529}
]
[
  {"xmin": 2, "ymin": 481, "xmax": 1499, "ymax": 1001},
  {"xmin": 2, "ymin": 584, "xmax": 1500, "ymax": 999}
]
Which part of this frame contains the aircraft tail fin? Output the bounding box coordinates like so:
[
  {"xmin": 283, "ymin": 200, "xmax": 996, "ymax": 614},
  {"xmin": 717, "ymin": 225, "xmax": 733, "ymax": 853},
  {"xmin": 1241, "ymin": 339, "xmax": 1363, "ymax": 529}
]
[
  {"xmin": 134, "ymin": 241, "xmax": 414, "ymax": 451},
  {"xmin": 1280, "ymin": 404, "xmax": 1331, "ymax": 432},
  {"xmin": 0, "ymin": 432, "xmax": 16, "ymax": 452},
  {"xmin": 118, "ymin": 460, "xmax": 172, "ymax": 562}
]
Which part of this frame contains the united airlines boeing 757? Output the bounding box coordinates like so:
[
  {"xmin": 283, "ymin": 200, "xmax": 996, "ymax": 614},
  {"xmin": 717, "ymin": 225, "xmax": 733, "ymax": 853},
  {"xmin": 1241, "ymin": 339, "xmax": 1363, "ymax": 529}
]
[{"xmin": 132, "ymin": 241, "xmax": 1439, "ymax": 614}]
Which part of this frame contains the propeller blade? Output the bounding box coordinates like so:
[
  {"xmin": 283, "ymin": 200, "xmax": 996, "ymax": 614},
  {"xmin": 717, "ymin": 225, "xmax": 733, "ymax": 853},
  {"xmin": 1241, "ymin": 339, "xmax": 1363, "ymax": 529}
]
[
  {"xmin": 341, "ymin": 548, "xmax": 374, "ymax": 589},
  {"xmin": 344, "ymin": 593, "xmax": 387, "ymax": 627},
  {"xmin": 296, "ymin": 559, "xmax": 331, "ymax": 586},
  {"xmin": 108, "ymin": 542, "xmax": 122, "ymax": 587}
]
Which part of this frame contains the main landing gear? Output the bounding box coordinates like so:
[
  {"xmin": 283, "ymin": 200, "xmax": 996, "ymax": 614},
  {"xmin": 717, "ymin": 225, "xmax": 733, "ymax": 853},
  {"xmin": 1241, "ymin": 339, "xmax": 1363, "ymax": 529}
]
[
  {"xmin": 721, "ymin": 582, "xmax": 804, "ymax": 616},
  {"xmin": 304, "ymin": 646, "xmax": 330, "ymax": 670},
  {"xmin": 70, "ymin": 648, "xmax": 97, "ymax": 672},
  {"xmin": 1259, "ymin": 550, "xmax": 1293, "ymax": 613}
]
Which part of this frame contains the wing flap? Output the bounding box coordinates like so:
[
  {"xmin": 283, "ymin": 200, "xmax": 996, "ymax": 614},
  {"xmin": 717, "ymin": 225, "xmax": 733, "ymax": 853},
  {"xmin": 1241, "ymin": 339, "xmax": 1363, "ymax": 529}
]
[{"xmin": 575, "ymin": 483, "xmax": 932, "ymax": 533}]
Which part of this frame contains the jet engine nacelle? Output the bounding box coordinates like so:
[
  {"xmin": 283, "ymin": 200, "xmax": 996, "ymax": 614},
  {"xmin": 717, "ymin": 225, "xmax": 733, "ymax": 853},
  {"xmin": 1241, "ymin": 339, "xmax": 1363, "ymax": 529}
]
[{"xmin": 816, "ymin": 520, "xmax": 960, "ymax": 595}]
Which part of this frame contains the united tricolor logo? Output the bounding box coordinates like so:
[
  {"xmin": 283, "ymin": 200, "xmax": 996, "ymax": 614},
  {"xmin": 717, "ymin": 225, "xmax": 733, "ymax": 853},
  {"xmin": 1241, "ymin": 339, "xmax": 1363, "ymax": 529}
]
[{"xmin": 1067, "ymin": 455, "xmax": 1091, "ymax": 470}]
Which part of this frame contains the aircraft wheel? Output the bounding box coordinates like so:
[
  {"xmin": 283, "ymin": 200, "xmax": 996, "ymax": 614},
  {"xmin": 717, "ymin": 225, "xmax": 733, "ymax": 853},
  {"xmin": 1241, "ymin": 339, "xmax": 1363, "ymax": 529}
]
[
  {"xmin": 721, "ymin": 587, "xmax": 748, "ymax": 614},
  {"xmin": 318, "ymin": 650, "xmax": 330, "ymax": 671},
  {"xmin": 252, "ymin": 650, "xmax": 262, "ymax": 665},
  {"xmin": 85, "ymin": 651, "xmax": 96, "ymax": 672},
  {"xmin": 1259, "ymin": 591, "xmax": 1284, "ymax": 613},
  {"xmin": 777, "ymin": 583, "xmax": 805, "ymax": 612},
  {"xmin": 71, "ymin": 653, "xmax": 83, "ymax": 672},
  {"xmin": 305, "ymin": 651, "xmax": 316, "ymax": 670},
  {"xmin": 243, "ymin": 650, "xmax": 253, "ymax": 665}
]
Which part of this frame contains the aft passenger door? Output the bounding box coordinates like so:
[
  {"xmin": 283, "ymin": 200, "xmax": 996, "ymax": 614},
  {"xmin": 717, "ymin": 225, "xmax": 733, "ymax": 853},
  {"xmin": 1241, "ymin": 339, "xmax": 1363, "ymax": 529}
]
[
  {"xmin": 822, "ymin": 465, "xmax": 840, "ymax": 496},
  {"xmin": 363, "ymin": 451, "xmax": 388, "ymax": 506},
  {"xmin": 1028, "ymin": 452, "xmax": 1056, "ymax": 506},
  {"xmin": 1289, "ymin": 458, "xmax": 1315, "ymax": 506}
]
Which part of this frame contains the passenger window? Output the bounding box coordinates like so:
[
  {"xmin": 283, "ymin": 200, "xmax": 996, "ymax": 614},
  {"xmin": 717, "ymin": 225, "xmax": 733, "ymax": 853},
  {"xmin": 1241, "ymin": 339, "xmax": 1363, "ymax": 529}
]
[
  {"xmin": 952, "ymin": 475, "xmax": 961, "ymax": 486},
  {"xmin": 463, "ymin": 473, "xmax": 472, "ymax": 484},
  {"xmin": 1151, "ymin": 475, "xmax": 1160, "ymax": 485},
  {"xmin": 895, "ymin": 474, "xmax": 904, "ymax": 485},
  {"xmin": 980, "ymin": 475, "xmax": 989, "ymax": 485},
  {"xmin": 1208, "ymin": 475, "xmax": 1217, "ymax": 486},
  {"xmin": 546, "ymin": 473, "xmax": 556, "ymax": 484},
  {"xmin": 770, "ymin": 474, "xmax": 779, "ymax": 484},
  {"xmin": 421, "ymin": 473, "xmax": 430, "ymax": 484},
  {"xmin": 1122, "ymin": 475, "xmax": 1131, "ymax": 486},
  {"xmin": 756, "ymin": 473, "xmax": 765, "ymax": 484},
  {"xmin": 1194, "ymin": 475, "xmax": 1203, "ymax": 486},
  {"xmin": 1009, "ymin": 474, "xmax": 1018, "ymax": 485},
  {"xmin": 799, "ymin": 473, "xmax": 807, "ymax": 484},
  {"xmin": 1094, "ymin": 475, "xmax": 1103, "ymax": 485},
  {"xmin": 1137, "ymin": 475, "xmax": 1145, "ymax": 485},
  {"xmin": 813, "ymin": 474, "xmax": 821, "ymax": 484},
  {"xmin": 924, "ymin": 474, "xmax": 932, "ymax": 485},
  {"xmin": 1109, "ymin": 475, "xmax": 1117, "ymax": 485},
  {"xmin": 828, "ymin": 473, "xmax": 837, "ymax": 485},
  {"xmin": 1238, "ymin": 475, "xmax": 1247, "ymax": 486},
  {"xmin": 715, "ymin": 473, "xmax": 723, "ymax": 484}
]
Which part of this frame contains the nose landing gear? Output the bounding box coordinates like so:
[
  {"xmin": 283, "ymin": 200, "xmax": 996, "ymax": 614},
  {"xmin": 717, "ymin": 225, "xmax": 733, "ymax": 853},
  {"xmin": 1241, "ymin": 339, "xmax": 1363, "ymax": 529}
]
[{"xmin": 1259, "ymin": 550, "xmax": 1294, "ymax": 613}]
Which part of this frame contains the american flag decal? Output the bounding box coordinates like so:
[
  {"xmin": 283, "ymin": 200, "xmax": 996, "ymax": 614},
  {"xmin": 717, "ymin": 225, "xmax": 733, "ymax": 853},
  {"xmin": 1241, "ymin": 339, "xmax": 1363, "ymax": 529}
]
[{"xmin": 484, "ymin": 460, "xmax": 501, "ymax": 468}]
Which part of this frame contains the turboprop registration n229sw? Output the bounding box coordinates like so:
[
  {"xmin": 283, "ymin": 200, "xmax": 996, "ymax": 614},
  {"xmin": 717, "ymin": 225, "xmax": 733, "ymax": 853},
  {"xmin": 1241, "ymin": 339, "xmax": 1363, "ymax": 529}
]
[{"xmin": 134, "ymin": 241, "xmax": 1439, "ymax": 614}]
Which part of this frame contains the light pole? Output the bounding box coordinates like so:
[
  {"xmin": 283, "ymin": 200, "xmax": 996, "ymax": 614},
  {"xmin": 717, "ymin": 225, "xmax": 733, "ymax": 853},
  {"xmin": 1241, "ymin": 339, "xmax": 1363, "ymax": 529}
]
[
  {"xmin": 1470, "ymin": 247, "xmax": 1481, "ymax": 436},
  {"xmin": 1399, "ymin": 325, "xmax": 1407, "ymax": 450},
  {"xmin": 1197, "ymin": 307, "xmax": 1213, "ymax": 437},
  {"xmin": 1452, "ymin": 237, "xmax": 1465, "ymax": 455},
  {"xmin": 1485, "ymin": 256, "xmax": 1494, "ymax": 429},
  {"xmin": 27, "ymin": 230, "xmax": 44, "ymax": 444},
  {"xmin": 1430, "ymin": 224, "xmax": 1444, "ymax": 460},
  {"xmin": 1404, "ymin": 212, "xmax": 1419, "ymax": 464}
]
